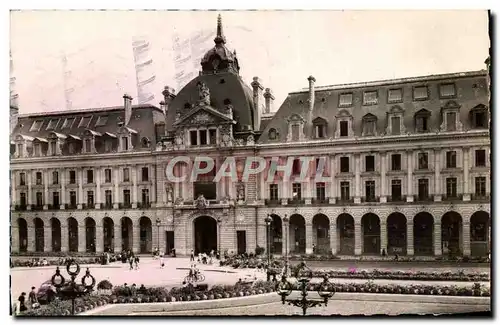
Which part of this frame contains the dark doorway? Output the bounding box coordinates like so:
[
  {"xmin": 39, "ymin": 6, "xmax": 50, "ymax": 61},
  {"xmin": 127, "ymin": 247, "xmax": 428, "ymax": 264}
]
[
  {"xmin": 121, "ymin": 217, "xmax": 133, "ymax": 251},
  {"xmin": 51, "ymin": 218, "xmax": 61, "ymax": 252},
  {"xmin": 387, "ymin": 213, "xmax": 407, "ymax": 255},
  {"xmin": 166, "ymin": 231, "xmax": 175, "ymax": 255},
  {"xmin": 269, "ymin": 214, "xmax": 282, "ymax": 254},
  {"xmin": 470, "ymin": 211, "xmax": 490, "ymax": 256},
  {"xmin": 290, "ymin": 214, "xmax": 306, "ymax": 254},
  {"xmin": 237, "ymin": 231, "xmax": 246, "ymax": 254},
  {"xmin": 413, "ymin": 212, "xmax": 434, "ymax": 255},
  {"xmin": 194, "ymin": 216, "xmax": 217, "ymax": 254},
  {"xmin": 18, "ymin": 218, "xmax": 28, "ymax": 252},
  {"xmin": 85, "ymin": 218, "xmax": 96, "ymax": 253},
  {"xmin": 139, "ymin": 217, "xmax": 152, "ymax": 253},
  {"xmin": 34, "ymin": 218, "xmax": 44, "ymax": 252},
  {"xmin": 68, "ymin": 218, "xmax": 78, "ymax": 252},
  {"xmin": 103, "ymin": 217, "xmax": 114, "ymax": 253},
  {"xmin": 337, "ymin": 213, "xmax": 354, "ymax": 255},
  {"xmin": 361, "ymin": 213, "xmax": 380, "ymax": 255}
]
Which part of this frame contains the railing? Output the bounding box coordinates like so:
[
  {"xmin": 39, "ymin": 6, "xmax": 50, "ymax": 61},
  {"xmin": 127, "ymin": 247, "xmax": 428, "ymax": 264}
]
[
  {"xmin": 14, "ymin": 205, "xmax": 27, "ymax": 211},
  {"xmin": 361, "ymin": 196, "xmax": 378, "ymax": 203},
  {"xmin": 311, "ymin": 198, "xmax": 328, "ymax": 205},
  {"xmin": 288, "ymin": 198, "xmax": 305, "ymax": 205},
  {"xmin": 137, "ymin": 202, "xmax": 151, "ymax": 209},
  {"xmin": 32, "ymin": 205, "xmax": 44, "ymax": 211},
  {"xmin": 415, "ymin": 194, "xmax": 434, "ymax": 202},
  {"xmin": 387, "ymin": 196, "xmax": 404, "ymax": 203},
  {"xmin": 119, "ymin": 203, "xmax": 132, "ymax": 209},
  {"xmin": 265, "ymin": 199, "xmax": 281, "ymax": 206},
  {"xmin": 471, "ymin": 194, "xmax": 490, "ymax": 201},
  {"xmin": 442, "ymin": 194, "xmax": 463, "ymax": 202}
]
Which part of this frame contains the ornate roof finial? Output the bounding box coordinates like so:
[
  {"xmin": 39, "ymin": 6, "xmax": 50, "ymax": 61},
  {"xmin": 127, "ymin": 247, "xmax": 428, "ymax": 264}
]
[{"xmin": 214, "ymin": 14, "xmax": 226, "ymax": 45}]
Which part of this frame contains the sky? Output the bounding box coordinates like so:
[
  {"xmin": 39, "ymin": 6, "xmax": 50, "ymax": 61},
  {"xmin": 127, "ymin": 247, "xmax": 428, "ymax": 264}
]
[{"xmin": 10, "ymin": 10, "xmax": 490, "ymax": 115}]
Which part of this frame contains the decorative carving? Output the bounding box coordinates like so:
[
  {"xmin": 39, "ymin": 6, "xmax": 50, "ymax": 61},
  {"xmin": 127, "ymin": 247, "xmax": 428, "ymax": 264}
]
[
  {"xmin": 235, "ymin": 138, "xmax": 244, "ymax": 146},
  {"xmin": 190, "ymin": 112, "xmax": 214, "ymax": 125},
  {"xmin": 165, "ymin": 183, "xmax": 173, "ymax": 203},
  {"xmin": 174, "ymin": 134, "xmax": 185, "ymax": 150},
  {"xmin": 224, "ymin": 104, "xmax": 233, "ymax": 118},
  {"xmin": 246, "ymin": 135, "xmax": 255, "ymax": 146},
  {"xmin": 236, "ymin": 182, "xmax": 245, "ymax": 202},
  {"xmin": 195, "ymin": 194, "xmax": 209, "ymax": 210},
  {"xmin": 175, "ymin": 112, "xmax": 181, "ymax": 123},
  {"xmin": 174, "ymin": 197, "xmax": 184, "ymax": 206},
  {"xmin": 197, "ymin": 81, "xmax": 211, "ymax": 106},
  {"xmin": 237, "ymin": 212, "xmax": 245, "ymax": 222}
]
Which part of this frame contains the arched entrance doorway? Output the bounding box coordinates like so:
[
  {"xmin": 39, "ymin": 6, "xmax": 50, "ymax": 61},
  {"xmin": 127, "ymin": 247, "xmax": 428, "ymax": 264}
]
[
  {"xmin": 361, "ymin": 213, "xmax": 380, "ymax": 255},
  {"xmin": 470, "ymin": 211, "xmax": 490, "ymax": 256},
  {"xmin": 413, "ymin": 212, "xmax": 434, "ymax": 255},
  {"xmin": 312, "ymin": 214, "xmax": 330, "ymax": 254},
  {"xmin": 85, "ymin": 218, "xmax": 96, "ymax": 253},
  {"xmin": 18, "ymin": 218, "xmax": 27, "ymax": 252},
  {"xmin": 34, "ymin": 218, "xmax": 44, "ymax": 252},
  {"xmin": 269, "ymin": 214, "xmax": 282, "ymax": 254},
  {"xmin": 103, "ymin": 217, "xmax": 114, "ymax": 253},
  {"xmin": 139, "ymin": 217, "xmax": 152, "ymax": 253},
  {"xmin": 441, "ymin": 211, "xmax": 463, "ymax": 256},
  {"xmin": 387, "ymin": 213, "xmax": 407, "ymax": 255},
  {"xmin": 68, "ymin": 218, "xmax": 78, "ymax": 252},
  {"xmin": 51, "ymin": 218, "xmax": 61, "ymax": 252},
  {"xmin": 194, "ymin": 216, "xmax": 217, "ymax": 254},
  {"xmin": 337, "ymin": 213, "xmax": 354, "ymax": 255},
  {"xmin": 289, "ymin": 214, "xmax": 306, "ymax": 254},
  {"xmin": 121, "ymin": 217, "xmax": 133, "ymax": 252}
]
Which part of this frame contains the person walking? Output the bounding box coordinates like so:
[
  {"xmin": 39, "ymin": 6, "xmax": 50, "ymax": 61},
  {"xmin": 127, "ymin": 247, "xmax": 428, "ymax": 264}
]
[
  {"xmin": 17, "ymin": 292, "xmax": 27, "ymax": 314},
  {"xmin": 134, "ymin": 256, "xmax": 140, "ymax": 270},
  {"xmin": 129, "ymin": 255, "xmax": 134, "ymax": 271},
  {"xmin": 190, "ymin": 249, "xmax": 195, "ymax": 262},
  {"xmin": 159, "ymin": 252, "xmax": 165, "ymax": 269},
  {"xmin": 28, "ymin": 287, "xmax": 38, "ymax": 308}
]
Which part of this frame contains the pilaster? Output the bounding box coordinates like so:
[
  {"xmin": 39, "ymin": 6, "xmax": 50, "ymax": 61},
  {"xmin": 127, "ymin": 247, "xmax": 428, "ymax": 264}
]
[
  {"xmin": 132, "ymin": 165, "xmax": 138, "ymax": 209},
  {"xmin": 43, "ymin": 170, "xmax": 49, "ymax": 210},
  {"xmin": 44, "ymin": 226, "xmax": 52, "ymax": 252},
  {"xmin": 305, "ymin": 222, "xmax": 313, "ymax": 254},
  {"xmin": 406, "ymin": 150, "xmax": 414, "ymax": 202},
  {"xmin": 78, "ymin": 168, "xmax": 84, "ymax": 209},
  {"xmin": 463, "ymin": 147, "xmax": 471, "ymax": 201},
  {"xmin": 27, "ymin": 225, "xmax": 35, "ymax": 252},
  {"xmin": 434, "ymin": 149, "xmax": 442, "ymax": 201},
  {"xmin": 95, "ymin": 225, "xmax": 103, "ymax": 252},
  {"xmin": 133, "ymin": 223, "xmax": 140, "ymax": 253},
  {"xmin": 354, "ymin": 220, "xmax": 362, "ymax": 255},
  {"xmin": 380, "ymin": 220, "xmax": 387, "ymax": 255},
  {"xmin": 380, "ymin": 152, "xmax": 387, "ymax": 203},
  {"xmin": 434, "ymin": 221, "xmax": 442, "ymax": 256},
  {"xmin": 354, "ymin": 154, "xmax": 361, "ymax": 204},
  {"xmin": 60, "ymin": 225, "xmax": 68, "ymax": 252},
  {"xmin": 407, "ymin": 218, "xmax": 414, "ymax": 255},
  {"xmin": 463, "ymin": 221, "xmax": 471, "ymax": 256},
  {"xmin": 330, "ymin": 220, "xmax": 337, "ymax": 255},
  {"xmin": 95, "ymin": 167, "xmax": 101, "ymax": 208},
  {"xmin": 114, "ymin": 223, "xmax": 122, "ymax": 252},
  {"xmin": 60, "ymin": 169, "xmax": 66, "ymax": 209},
  {"xmin": 78, "ymin": 226, "xmax": 86, "ymax": 252},
  {"xmin": 113, "ymin": 167, "xmax": 119, "ymax": 209}
]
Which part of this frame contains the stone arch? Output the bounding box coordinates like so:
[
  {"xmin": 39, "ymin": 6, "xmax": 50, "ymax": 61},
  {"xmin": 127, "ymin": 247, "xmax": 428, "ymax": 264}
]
[
  {"xmin": 139, "ymin": 216, "xmax": 153, "ymax": 253},
  {"xmin": 361, "ymin": 213, "xmax": 380, "ymax": 255},
  {"xmin": 50, "ymin": 218, "xmax": 61, "ymax": 252},
  {"xmin": 413, "ymin": 212, "xmax": 434, "ymax": 255},
  {"xmin": 18, "ymin": 218, "xmax": 28, "ymax": 252},
  {"xmin": 103, "ymin": 217, "xmax": 114, "ymax": 253},
  {"xmin": 387, "ymin": 213, "xmax": 407, "ymax": 255},
  {"xmin": 337, "ymin": 213, "xmax": 354, "ymax": 255},
  {"xmin": 441, "ymin": 211, "xmax": 463, "ymax": 256},
  {"xmin": 312, "ymin": 214, "xmax": 330, "ymax": 254},
  {"xmin": 289, "ymin": 214, "xmax": 306, "ymax": 254},
  {"xmin": 269, "ymin": 214, "xmax": 283, "ymax": 254},
  {"xmin": 121, "ymin": 217, "xmax": 133, "ymax": 252},
  {"xmin": 34, "ymin": 218, "xmax": 44, "ymax": 252},
  {"xmin": 193, "ymin": 215, "xmax": 217, "ymax": 255},
  {"xmin": 67, "ymin": 217, "xmax": 78, "ymax": 252},
  {"xmin": 85, "ymin": 217, "xmax": 96, "ymax": 253},
  {"xmin": 470, "ymin": 211, "xmax": 490, "ymax": 256}
]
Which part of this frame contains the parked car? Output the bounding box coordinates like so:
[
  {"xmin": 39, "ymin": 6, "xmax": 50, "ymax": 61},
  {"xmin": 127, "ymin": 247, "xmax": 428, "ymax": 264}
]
[{"xmin": 36, "ymin": 280, "xmax": 57, "ymax": 305}]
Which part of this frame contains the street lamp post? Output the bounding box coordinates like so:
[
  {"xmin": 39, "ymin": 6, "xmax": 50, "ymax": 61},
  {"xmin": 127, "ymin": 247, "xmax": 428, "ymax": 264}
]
[
  {"xmin": 217, "ymin": 217, "xmax": 222, "ymax": 257},
  {"xmin": 283, "ymin": 214, "xmax": 289, "ymax": 276},
  {"xmin": 265, "ymin": 214, "xmax": 273, "ymax": 281},
  {"xmin": 155, "ymin": 218, "xmax": 161, "ymax": 254}
]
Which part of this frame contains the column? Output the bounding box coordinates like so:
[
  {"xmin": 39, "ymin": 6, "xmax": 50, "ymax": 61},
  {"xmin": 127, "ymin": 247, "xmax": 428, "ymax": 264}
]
[
  {"xmin": 182, "ymin": 162, "xmax": 190, "ymax": 201},
  {"xmin": 132, "ymin": 165, "xmax": 138, "ymax": 208},
  {"xmin": 60, "ymin": 169, "xmax": 66, "ymax": 209},
  {"xmin": 434, "ymin": 149, "xmax": 442, "ymax": 201},
  {"xmin": 304, "ymin": 180, "xmax": 311, "ymax": 205},
  {"xmin": 11, "ymin": 225, "xmax": 19, "ymax": 252},
  {"xmin": 463, "ymin": 147, "xmax": 471, "ymax": 201},
  {"xmin": 380, "ymin": 152, "xmax": 387, "ymax": 203},
  {"xmin": 27, "ymin": 225, "xmax": 35, "ymax": 252},
  {"xmin": 281, "ymin": 178, "xmax": 288, "ymax": 205},
  {"xmin": 95, "ymin": 225, "xmax": 103, "ymax": 252},
  {"xmin": 114, "ymin": 223, "xmax": 122, "ymax": 252},
  {"xmin": 43, "ymin": 170, "xmax": 49, "ymax": 210},
  {"xmin": 329, "ymin": 154, "xmax": 336, "ymax": 204},
  {"xmin": 60, "ymin": 225, "xmax": 68, "ymax": 252},
  {"xmin": 27, "ymin": 171, "xmax": 33, "ymax": 209},
  {"xmin": 113, "ymin": 168, "xmax": 119, "ymax": 209},
  {"xmin": 354, "ymin": 154, "xmax": 361, "ymax": 204},
  {"xmin": 434, "ymin": 220, "xmax": 442, "ymax": 256},
  {"xmin": 282, "ymin": 222, "xmax": 288, "ymax": 255},
  {"xmin": 463, "ymin": 221, "xmax": 471, "ymax": 256},
  {"xmin": 354, "ymin": 219, "xmax": 362, "ymax": 255},
  {"xmin": 78, "ymin": 168, "xmax": 84, "ymax": 209},
  {"xmin": 380, "ymin": 219, "xmax": 387, "ymax": 255},
  {"xmin": 44, "ymin": 225, "xmax": 52, "ymax": 252},
  {"xmin": 78, "ymin": 225, "xmax": 86, "ymax": 252},
  {"xmin": 330, "ymin": 220, "xmax": 337, "ymax": 255},
  {"xmin": 305, "ymin": 222, "xmax": 313, "ymax": 254},
  {"xmin": 11, "ymin": 171, "xmax": 16, "ymax": 209},
  {"xmin": 259, "ymin": 166, "xmax": 265, "ymax": 201},
  {"xmin": 406, "ymin": 217, "xmax": 414, "ymax": 256},
  {"xmin": 406, "ymin": 150, "xmax": 414, "ymax": 202},
  {"xmin": 95, "ymin": 167, "xmax": 101, "ymax": 209},
  {"xmin": 150, "ymin": 164, "xmax": 157, "ymax": 207},
  {"xmin": 133, "ymin": 221, "xmax": 141, "ymax": 253}
]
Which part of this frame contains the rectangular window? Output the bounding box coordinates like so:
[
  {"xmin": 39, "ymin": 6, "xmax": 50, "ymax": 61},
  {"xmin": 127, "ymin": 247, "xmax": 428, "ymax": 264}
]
[
  {"xmin": 416, "ymin": 116, "xmax": 429, "ymax": 132},
  {"xmin": 199, "ymin": 130, "xmax": 208, "ymax": 145},
  {"xmin": 316, "ymin": 182, "xmax": 326, "ymax": 201},
  {"xmin": 190, "ymin": 131, "xmax": 198, "ymax": 145},
  {"xmin": 209, "ymin": 129, "xmax": 217, "ymax": 145},
  {"xmin": 363, "ymin": 91, "xmax": 378, "ymax": 105},
  {"xmin": 365, "ymin": 155, "xmax": 375, "ymax": 172},
  {"xmin": 292, "ymin": 159, "xmax": 301, "ymax": 175},
  {"xmin": 446, "ymin": 112, "xmax": 457, "ymax": 131},
  {"xmin": 391, "ymin": 154, "xmax": 401, "ymax": 171},
  {"xmin": 269, "ymin": 184, "xmax": 279, "ymax": 200},
  {"xmin": 105, "ymin": 190, "xmax": 113, "ymax": 207},
  {"xmin": 20, "ymin": 192, "xmax": 26, "ymax": 207},
  {"xmin": 340, "ymin": 156, "xmax": 349, "ymax": 173},
  {"xmin": 70, "ymin": 191, "xmax": 77, "ymax": 207},
  {"xmin": 446, "ymin": 177, "xmax": 457, "ymax": 198},
  {"xmin": 388, "ymin": 88, "xmax": 403, "ymax": 103},
  {"xmin": 122, "ymin": 137, "xmax": 129, "ymax": 151},
  {"xmin": 36, "ymin": 192, "xmax": 43, "ymax": 206},
  {"xmin": 52, "ymin": 171, "xmax": 59, "ymax": 184},
  {"xmin": 339, "ymin": 121, "xmax": 348, "ymax": 137},
  {"xmin": 69, "ymin": 170, "xmax": 76, "ymax": 184},
  {"xmin": 50, "ymin": 141, "xmax": 57, "ymax": 155},
  {"xmin": 440, "ymin": 83, "xmax": 456, "ymax": 98},
  {"xmin": 418, "ymin": 152, "xmax": 428, "ymax": 170},
  {"xmin": 30, "ymin": 120, "xmax": 44, "ymax": 132},
  {"xmin": 105, "ymin": 168, "xmax": 112, "ymax": 183},
  {"xmin": 365, "ymin": 180, "xmax": 376, "ymax": 201},
  {"xmin": 53, "ymin": 192, "xmax": 60, "ymax": 207},
  {"xmin": 123, "ymin": 168, "xmax": 130, "ymax": 182},
  {"xmin": 36, "ymin": 172, "xmax": 42, "ymax": 185},
  {"xmin": 291, "ymin": 124, "xmax": 300, "ymax": 141},
  {"xmin": 95, "ymin": 116, "xmax": 108, "ymax": 127},
  {"xmin": 61, "ymin": 118, "xmax": 75, "ymax": 129},
  {"xmin": 391, "ymin": 179, "xmax": 402, "ymax": 201},
  {"xmin": 413, "ymin": 86, "xmax": 428, "ymax": 100},
  {"xmin": 87, "ymin": 191, "xmax": 94, "ymax": 207},
  {"xmin": 475, "ymin": 177, "xmax": 486, "ymax": 197},
  {"xmin": 475, "ymin": 149, "xmax": 486, "ymax": 167},
  {"xmin": 315, "ymin": 125, "xmax": 325, "ymax": 138},
  {"xmin": 46, "ymin": 119, "xmax": 60, "ymax": 130},
  {"xmin": 446, "ymin": 151, "xmax": 457, "ymax": 168},
  {"xmin": 142, "ymin": 167, "xmax": 149, "ymax": 182},
  {"xmin": 123, "ymin": 190, "xmax": 131, "ymax": 206},
  {"xmin": 104, "ymin": 140, "xmax": 113, "ymax": 152},
  {"xmin": 34, "ymin": 143, "xmax": 41, "ymax": 157},
  {"xmin": 68, "ymin": 142, "xmax": 76, "ymax": 154},
  {"xmin": 86, "ymin": 170, "xmax": 94, "ymax": 184},
  {"xmin": 418, "ymin": 179, "xmax": 429, "ymax": 200},
  {"xmin": 292, "ymin": 183, "xmax": 302, "ymax": 200},
  {"xmin": 474, "ymin": 111, "xmax": 486, "ymax": 128},
  {"xmin": 84, "ymin": 139, "xmax": 92, "ymax": 153},
  {"xmin": 340, "ymin": 181, "xmax": 350, "ymax": 201},
  {"xmin": 17, "ymin": 144, "xmax": 23, "ymax": 156},
  {"xmin": 364, "ymin": 119, "xmax": 376, "ymax": 136},
  {"xmin": 78, "ymin": 116, "xmax": 92, "ymax": 128},
  {"xmin": 142, "ymin": 189, "xmax": 150, "ymax": 205},
  {"xmin": 339, "ymin": 93, "xmax": 353, "ymax": 107},
  {"xmin": 19, "ymin": 172, "xmax": 26, "ymax": 186},
  {"xmin": 391, "ymin": 116, "xmax": 401, "ymax": 135}
]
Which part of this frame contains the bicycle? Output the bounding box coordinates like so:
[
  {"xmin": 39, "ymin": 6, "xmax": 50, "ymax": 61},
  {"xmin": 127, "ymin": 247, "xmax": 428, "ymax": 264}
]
[{"xmin": 184, "ymin": 272, "xmax": 205, "ymax": 283}]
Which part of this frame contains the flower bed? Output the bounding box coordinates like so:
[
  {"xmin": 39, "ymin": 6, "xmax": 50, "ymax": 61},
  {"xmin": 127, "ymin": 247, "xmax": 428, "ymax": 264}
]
[
  {"xmin": 11, "ymin": 257, "xmax": 103, "ymax": 268},
  {"xmin": 19, "ymin": 295, "xmax": 111, "ymax": 316},
  {"xmin": 220, "ymin": 256, "xmax": 285, "ymax": 272}
]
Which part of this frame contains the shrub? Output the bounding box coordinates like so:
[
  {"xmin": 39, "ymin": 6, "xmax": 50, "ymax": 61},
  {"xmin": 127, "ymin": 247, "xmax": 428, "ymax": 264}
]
[
  {"xmin": 255, "ymin": 246, "xmax": 265, "ymax": 256},
  {"xmin": 97, "ymin": 280, "xmax": 113, "ymax": 290}
]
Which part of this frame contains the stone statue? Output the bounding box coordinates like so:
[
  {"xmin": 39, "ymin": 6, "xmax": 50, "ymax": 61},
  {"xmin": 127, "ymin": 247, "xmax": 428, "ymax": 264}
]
[
  {"xmin": 165, "ymin": 183, "xmax": 173, "ymax": 203},
  {"xmin": 174, "ymin": 134, "xmax": 184, "ymax": 149},
  {"xmin": 246, "ymin": 135, "xmax": 255, "ymax": 146},
  {"xmin": 174, "ymin": 197, "xmax": 184, "ymax": 206},
  {"xmin": 197, "ymin": 81, "xmax": 211, "ymax": 106},
  {"xmin": 236, "ymin": 182, "xmax": 245, "ymax": 201},
  {"xmin": 175, "ymin": 112, "xmax": 181, "ymax": 123},
  {"xmin": 195, "ymin": 194, "xmax": 209, "ymax": 209}
]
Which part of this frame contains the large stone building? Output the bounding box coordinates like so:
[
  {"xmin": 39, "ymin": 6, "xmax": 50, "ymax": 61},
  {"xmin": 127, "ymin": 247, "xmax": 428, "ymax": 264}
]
[{"xmin": 10, "ymin": 16, "xmax": 490, "ymax": 257}]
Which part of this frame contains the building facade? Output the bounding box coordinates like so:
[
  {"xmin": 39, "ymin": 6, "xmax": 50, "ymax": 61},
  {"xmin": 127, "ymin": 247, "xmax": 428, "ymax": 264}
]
[{"xmin": 10, "ymin": 16, "xmax": 491, "ymax": 257}]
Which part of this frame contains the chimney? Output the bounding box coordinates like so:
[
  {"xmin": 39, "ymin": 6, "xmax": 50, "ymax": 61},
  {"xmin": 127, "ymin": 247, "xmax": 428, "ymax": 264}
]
[
  {"xmin": 263, "ymin": 88, "xmax": 275, "ymax": 114},
  {"xmin": 251, "ymin": 76, "xmax": 264, "ymax": 131},
  {"xmin": 123, "ymin": 93, "xmax": 133, "ymax": 125},
  {"xmin": 162, "ymin": 86, "xmax": 176, "ymax": 114},
  {"xmin": 308, "ymin": 75, "xmax": 316, "ymax": 111}
]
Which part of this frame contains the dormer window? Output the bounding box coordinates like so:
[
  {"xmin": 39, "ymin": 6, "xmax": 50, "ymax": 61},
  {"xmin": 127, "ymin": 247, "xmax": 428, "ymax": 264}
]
[
  {"xmin": 49, "ymin": 141, "xmax": 57, "ymax": 156},
  {"xmin": 362, "ymin": 113, "xmax": 377, "ymax": 136},
  {"xmin": 339, "ymin": 93, "xmax": 353, "ymax": 108},
  {"xmin": 78, "ymin": 116, "xmax": 92, "ymax": 128},
  {"xmin": 414, "ymin": 109, "xmax": 431, "ymax": 133},
  {"xmin": 268, "ymin": 128, "xmax": 278, "ymax": 140},
  {"xmin": 95, "ymin": 116, "xmax": 108, "ymax": 127},
  {"xmin": 84, "ymin": 139, "xmax": 91, "ymax": 153},
  {"xmin": 440, "ymin": 100, "xmax": 462, "ymax": 132},
  {"xmin": 122, "ymin": 136, "xmax": 129, "ymax": 151},
  {"xmin": 335, "ymin": 109, "xmax": 353, "ymax": 138},
  {"xmin": 17, "ymin": 143, "xmax": 23, "ymax": 157},
  {"xmin": 30, "ymin": 120, "xmax": 43, "ymax": 132},
  {"xmin": 386, "ymin": 105, "xmax": 405, "ymax": 135},
  {"xmin": 34, "ymin": 143, "xmax": 42, "ymax": 157},
  {"xmin": 62, "ymin": 118, "xmax": 75, "ymax": 129},
  {"xmin": 312, "ymin": 117, "xmax": 327, "ymax": 139},
  {"xmin": 46, "ymin": 119, "xmax": 60, "ymax": 130},
  {"xmin": 286, "ymin": 114, "xmax": 305, "ymax": 142},
  {"xmin": 470, "ymin": 104, "xmax": 488, "ymax": 129}
]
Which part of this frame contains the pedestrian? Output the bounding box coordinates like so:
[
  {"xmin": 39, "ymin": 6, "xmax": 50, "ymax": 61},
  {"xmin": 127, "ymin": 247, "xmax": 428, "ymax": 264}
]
[
  {"xmin": 160, "ymin": 253, "xmax": 165, "ymax": 269},
  {"xmin": 197, "ymin": 253, "xmax": 202, "ymax": 263},
  {"xmin": 134, "ymin": 256, "xmax": 140, "ymax": 270},
  {"xmin": 17, "ymin": 292, "xmax": 27, "ymax": 314},
  {"xmin": 28, "ymin": 286, "xmax": 37, "ymax": 307},
  {"xmin": 190, "ymin": 249, "xmax": 195, "ymax": 262},
  {"xmin": 131, "ymin": 284, "xmax": 137, "ymax": 296},
  {"xmin": 129, "ymin": 256, "xmax": 134, "ymax": 270}
]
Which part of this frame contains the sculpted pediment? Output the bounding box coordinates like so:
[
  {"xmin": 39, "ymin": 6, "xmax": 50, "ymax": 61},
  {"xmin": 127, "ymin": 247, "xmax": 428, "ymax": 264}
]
[{"xmin": 173, "ymin": 106, "xmax": 234, "ymax": 128}]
